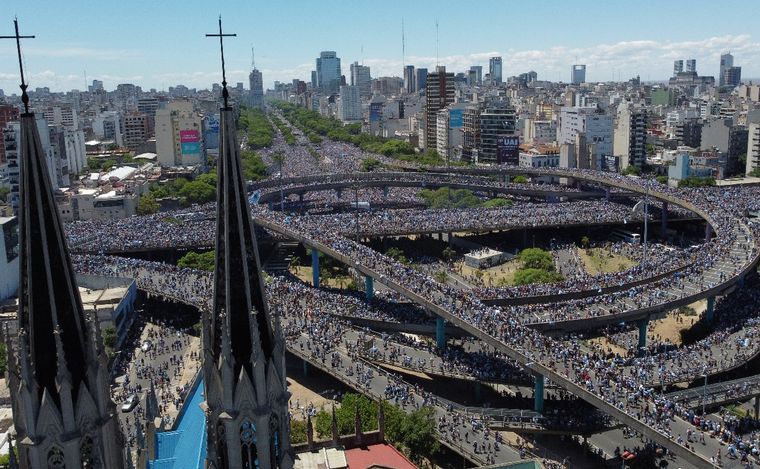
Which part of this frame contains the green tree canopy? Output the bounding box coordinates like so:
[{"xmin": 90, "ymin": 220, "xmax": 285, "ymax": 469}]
[
  {"xmin": 137, "ymin": 194, "xmax": 160, "ymax": 215},
  {"xmin": 519, "ymin": 248, "xmax": 555, "ymax": 271},
  {"xmin": 178, "ymin": 251, "xmax": 216, "ymax": 271}
]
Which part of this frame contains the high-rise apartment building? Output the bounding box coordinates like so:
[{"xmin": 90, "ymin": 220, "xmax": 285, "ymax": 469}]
[
  {"xmin": 316, "ymin": 51, "xmax": 342, "ymax": 95},
  {"xmin": 685, "ymin": 59, "xmax": 697, "ymax": 73},
  {"xmin": 424, "ymin": 66, "xmax": 455, "ymax": 152},
  {"xmin": 479, "ymin": 102, "xmax": 517, "ymax": 164},
  {"xmin": 403, "ymin": 65, "xmax": 415, "ymax": 94},
  {"xmin": 42, "ymin": 106, "xmax": 78, "ymax": 130},
  {"xmin": 350, "ymin": 61, "xmax": 372, "ymax": 98},
  {"xmin": 249, "ymin": 68, "xmax": 264, "ymax": 109},
  {"xmin": 673, "ymin": 60, "xmax": 684, "ymax": 76},
  {"xmin": 155, "ymin": 100, "xmax": 205, "ymax": 167},
  {"xmin": 415, "ymin": 68, "xmax": 428, "ymax": 92},
  {"xmin": 746, "ymin": 123, "xmax": 760, "ymax": 175},
  {"xmin": 489, "ymin": 57, "xmax": 503, "ymax": 84},
  {"xmin": 571, "ymin": 64, "xmax": 586, "ymax": 85},
  {"xmin": 722, "ymin": 66, "xmax": 742, "ymax": 88},
  {"xmin": 0, "ymin": 104, "xmax": 19, "ymax": 163},
  {"xmin": 614, "ymin": 104, "xmax": 648, "ymax": 169},
  {"xmin": 719, "ymin": 53, "xmax": 733, "ymax": 86},
  {"xmin": 558, "ymin": 106, "xmax": 613, "ymax": 159},
  {"xmin": 92, "ymin": 111, "xmax": 124, "ymax": 148},
  {"xmin": 137, "ymin": 97, "xmax": 160, "ymax": 136},
  {"xmin": 338, "ymin": 85, "xmax": 362, "ymax": 122},
  {"xmin": 470, "ymin": 66, "xmax": 483, "ymax": 85},
  {"xmin": 462, "ymin": 105, "xmax": 481, "ymax": 161},
  {"xmin": 123, "ymin": 112, "xmax": 150, "ymax": 149}
]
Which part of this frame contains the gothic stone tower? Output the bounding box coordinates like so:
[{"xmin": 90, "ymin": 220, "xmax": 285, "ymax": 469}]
[
  {"xmin": 8, "ymin": 112, "xmax": 125, "ymax": 468},
  {"xmin": 202, "ymin": 102, "xmax": 293, "ymax": 469}
]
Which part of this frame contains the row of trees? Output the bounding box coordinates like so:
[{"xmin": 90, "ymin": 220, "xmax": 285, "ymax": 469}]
[
  {"xmin": 419, "ymin": 187, "xmax": 512, "ymax": 209},
  {"xmin": 290, "ymin": 393, "xmax": 439, "ymax": 466},
  {"xmin": 239, "ymin": 107, "xmax": 275, "ymax": 149},
  {"xmin": 274, "ymin": 102, "xmax": 447, "ymax": 165},
  {"xmin": 177, "ymin": 251, "xmax": 216, "ymax": 271},
  {"xmin": 270, "ymin": 114, "xmax": 296, "ymax": 145}
]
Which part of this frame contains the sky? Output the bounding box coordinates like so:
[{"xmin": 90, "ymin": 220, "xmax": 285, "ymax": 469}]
[{"xmin": 1, "ymin": 0, "xmax": 759, "ymax": 93}]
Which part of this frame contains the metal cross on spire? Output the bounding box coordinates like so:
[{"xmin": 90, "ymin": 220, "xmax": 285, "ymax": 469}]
[
  {"xmin": 206, "ymin": 16, "xmax": 236, "ymax": 108},
  {"xmin": 0, "ymin": 18, "xmax": 35, "ymax": 113}
]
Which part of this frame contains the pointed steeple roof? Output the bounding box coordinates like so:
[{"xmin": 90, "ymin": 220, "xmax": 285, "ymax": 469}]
[
  {"xmin": 210, "ymin": 103, "xmax": 274, "ymax": 379},
  {"xmin": 17, "ymin": 111, "xmax": 91, "ymax": 405}
]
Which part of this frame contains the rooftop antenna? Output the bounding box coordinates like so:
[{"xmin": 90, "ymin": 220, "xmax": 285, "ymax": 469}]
[
  {"xmin": 205, "ymin": 15, "xmax": 237, "ymax": 108},
  {"xmin": 84, "ymin": 70, "xmax": 87, "ymax": 90},
  {"xmin": 435, "ymin": 19, "xmax": 439, "ymax": 68},
  {"xmin": 251, "ymin": 45, "xmax": 256, "ymax": 70},
  {"xmin": 401, "ymin": 18, "xmax": 405, "ymax": 67},
  {"xmin": 0, "ymin": 17, "xmax": 36, "ymax": 113},
  {"xmin": 361, "ymin": 44, "xmax": 364, "ymax": 66}
]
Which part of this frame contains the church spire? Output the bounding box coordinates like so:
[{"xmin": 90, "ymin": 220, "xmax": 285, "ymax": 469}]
[
  {"xmin": 202, "ymin": 17, "xmax": 292, "ymax": 469},
  {"xmin": 5, "ymin": 18, "xmax": 124, "ymax": 469}
]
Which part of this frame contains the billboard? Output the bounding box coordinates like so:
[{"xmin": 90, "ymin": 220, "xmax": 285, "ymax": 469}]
[
  {"xmin": 496, "ymin": 136, "xmax": 520, "ymax": 165},
  {"xmin": 180, "ymin": 129, "xmax": 200, "ymax": 143},
  {"xmin": 181, "ymin": 142, "xmax": 201, "ymax": 154},
  {"xmin": 369, "ymin": 102, "xmax": 382, "ymax": 122},
  {"xmin": 449, "ymin": 109, "xmax": 463, "ymax": 128}
]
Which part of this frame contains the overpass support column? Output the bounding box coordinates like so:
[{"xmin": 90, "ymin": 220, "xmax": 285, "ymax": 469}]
[
  {"xmin": 739, "ymin": 274, "xmax": 745, "ymax": 288},
  {"xmin": 268, "ymin": 201, "xmax": 273, "ymax": 210},
  {"xmin": 605, "ymin": 187, "xmax": 610, "ymax": 202},
  {"xmin": 705, "ymin": 224, "xmax": 713, "ymax": 242},
  {"xmin": 706, "ymin": 296, "xmax": 715, "ymax": 323},
  {"xmin": 661, "ymin": 201, "xmax": 668, "ymax": 238},
  {"xmin": 383, "ymin": 186, "xmax": 389, "ymax": 198},
  {"xmin": 365, "ymin": 276, "xmax": 374, "ymax": 300},
  {"xmin": 637, "ymin": 318, "xmax": 649, "ymax": 354},
  {"xmin": 311, "ymin": 249, "xmax": 320, "ymax": 288},
  {"xmin": 755, "ymin": 396, "xmax": 759, "ymax": 419},
  {"xmin": 303, "ymin": 361, "xmax": 309, "ymax": 377},
  {"xmin": 533, "ymin": 374, "xmax": 545, "ymax": 413},
  {"xmin": 335, "ymin": 188, "xmax": 342, "ymax": 199},
  {"xmin": 435, "ymin": 318, "xmax": 446, "ymax": 348}
]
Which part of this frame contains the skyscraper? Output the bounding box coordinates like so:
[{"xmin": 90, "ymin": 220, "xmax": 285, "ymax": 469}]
[
  {"xmin": 673, "ymin": 60, "xmax": 684, "ymax": 76},
  {"xmin": 415, "ymin": 68, "xmax": 428, "ymax": 92},
  {"xmin": 249, "ymin": 68, "xmax": 264, "ymax": 109},
  {"xmin": 350, "ymin": 61, "xmax": 372, "ymax": 98},
  {"xmin": 338, "ymin": 85, "xmax": 362, "ymax": 122},
  {"xmin": 316, "ymin": 51, "xmax": 342, "ymax": 95},
  {"xmin": 720, "ymin": 53, "xmax": 740, "ymax": 87},
  {"xmin": 685, "ymin": 59, "xmax": 697, "ymax": 73},
  {"xmin": 489, "ymin": 57, "xmax": 503, "ymax": 84},
  {"xmin": 403, "ymin": 65, "xmax": 415, "ymax": 94},
  {"xmin": 571, "ymin": 64, "xmax": 586, "ymax": 85},
  {"xmin": 469, "ymin": 66, "xmax": 482, "ymax": 85},
  {"xmin": 425, "ymin": 66, "xmax": 455, "ymax": 152}
]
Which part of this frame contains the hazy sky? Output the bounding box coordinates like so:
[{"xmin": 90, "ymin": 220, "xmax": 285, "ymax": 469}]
[{"xmin": 1, "ymin": 0, "xmax": 759, "ymax": 93}]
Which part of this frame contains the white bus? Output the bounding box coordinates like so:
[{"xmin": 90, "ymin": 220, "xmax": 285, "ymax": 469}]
[{"xmin": 611, "ymin": 229, "xmax": 641, "ymax": 244}]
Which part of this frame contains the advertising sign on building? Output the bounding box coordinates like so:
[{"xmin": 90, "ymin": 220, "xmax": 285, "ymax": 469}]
[
  {"xmin": 497, "ymin": 136, "xmax": 520, "ymax": 165},
  {"xmin": 180, "ymin": 130, "xmax": 200, "ymax": 143},
  {"xmin": 181, "ymin": 142, "xmax": 201, "ymax": 154},
  {"xmin": 450, "ymin": 109, "xmax": 464, "ymax": 128}
]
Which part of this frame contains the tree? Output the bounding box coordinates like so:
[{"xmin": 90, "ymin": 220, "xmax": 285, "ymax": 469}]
[
  {"xmin": 622, "ymin": 165, "xmax": 641, "ymax": 176},
  {"xmin": 179, "ymin": 180, "xmax": 216, "ymax": 205},
  {"xmin": 102, "ymin": 325, "xmax": 117, "ymax": 350},
  {"xmin": 678, "ymin": 176, "xmax": 716, "ymax": 187},
  {"xmin": 656, "ymin": 175, "xmax": 669, "ymax": 185},
  {"xmin": 137, "ymin": 194, "xmax": 160, "ymax": 215},
  {"xmin": 178, "ymin": 251, "xmax": 216, "ymax": 271},
  {"xmin": 512, "ymin": 175, "xmax": 528, "ymax": 183},
  {"xmin": 434, "ymin": 270, "xmax": 447, "ymax": 284},
  {"xmin": 360, "ymin": 157, "xmax": 381, "ymax": 172},
  {"xmin": 514, "ymin": 268, "xmax": 563, "ymax": 285},
  {"xmin": 749, "ymin": 168, "xmax": 760, "ymax": 178},
  {"xmin": 0, "ymin": 186, "xmax": 9, "ymax": 202},
  {"xmin": 290, "ymin": 419, "xmax": 307, "ymax": 444},
  {"xmin": 441, "ymin": 246, "xmax": 456, "ymax": 263},
  {"xmin": 580, "ymin": 236, "xmax": 590, "ymax": 249},
  {"xmin": 519, "ymin": 248, "xmax": 554, "ymax": 271}
]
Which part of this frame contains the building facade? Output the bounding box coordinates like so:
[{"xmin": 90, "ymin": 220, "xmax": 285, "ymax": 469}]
[
  {"xmin": 424, "ymin": 66, "xmax": 455, "ymax": 152},
  {"xmin": 350, "ymin": 62, "xmax": 372, "ymax": 98},
  {"xmin": 489, "ymin": 57, "xmax": 502, "ymax": 85},
  {"xmin": 316, "ymin": 51, "xmax": 342, "ymax": 95},
  {"xmin": 155, "ymin": 100, "xmax": 205, "ymax": 167}
]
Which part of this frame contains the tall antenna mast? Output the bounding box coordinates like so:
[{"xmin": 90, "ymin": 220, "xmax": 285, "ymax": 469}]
[
  {"xmin": 251, "ymin": 46, "xmax": 256, "ymax": 69},
  {"xmin": 435, "ymin": 19, "xmax": 439, "ymax": 68},
  {"xmin": 361, "ymin": 44, "xmax": 364, "ymax": 65},
  {"xmin": 402, "ymin": 18, "xmax": 405, "ymax": 67}
]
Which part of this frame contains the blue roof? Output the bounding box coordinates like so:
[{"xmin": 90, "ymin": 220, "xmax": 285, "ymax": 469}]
[{"xmin": 148, "ymin": 378, "xmax": 207, "ymax": 469}]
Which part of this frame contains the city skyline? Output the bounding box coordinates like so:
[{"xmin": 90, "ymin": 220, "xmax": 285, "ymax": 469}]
[{"xmin": 1, "ymin": 0, "xmax": 759, "ymax": 92}]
